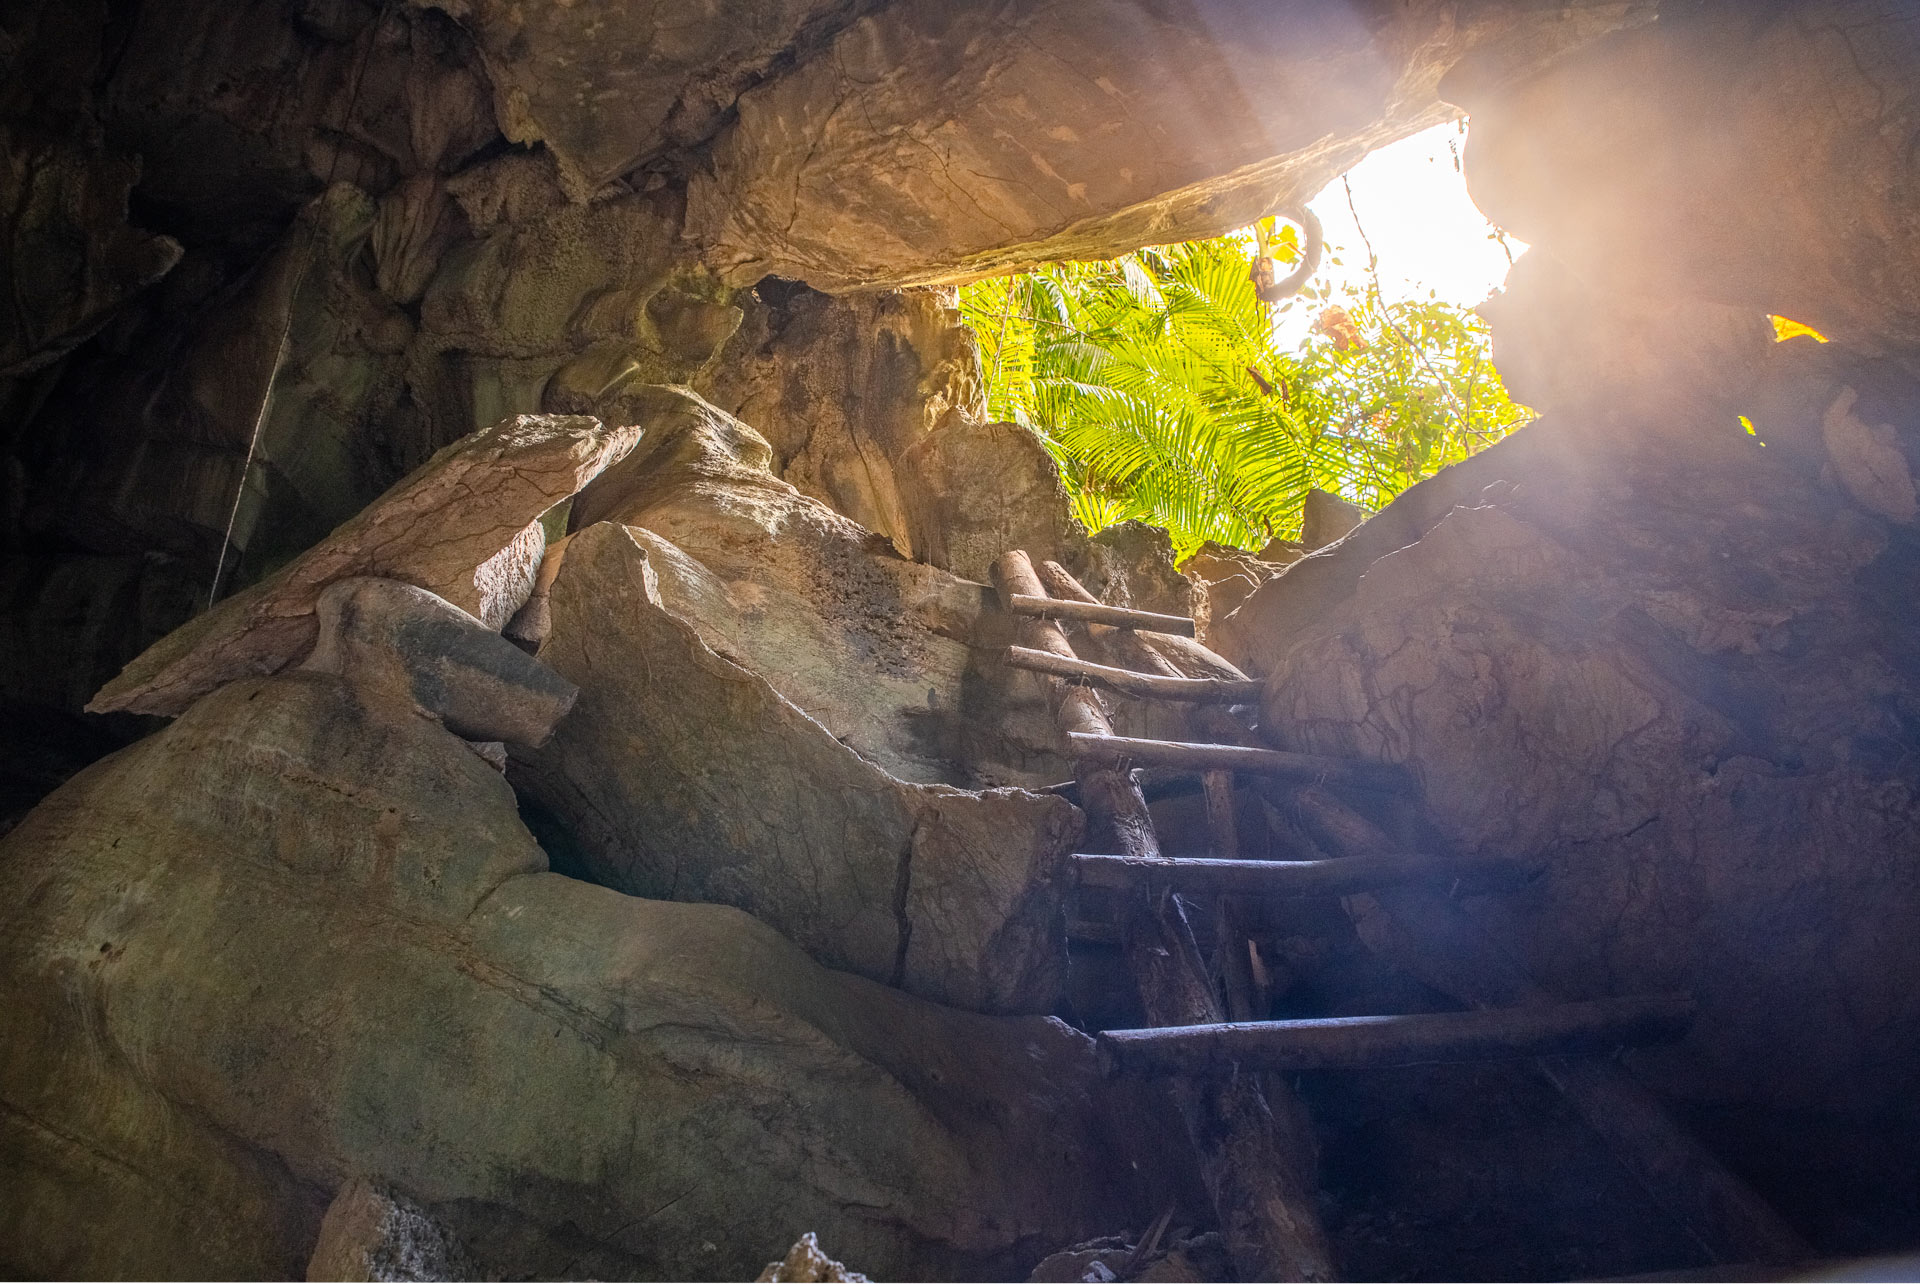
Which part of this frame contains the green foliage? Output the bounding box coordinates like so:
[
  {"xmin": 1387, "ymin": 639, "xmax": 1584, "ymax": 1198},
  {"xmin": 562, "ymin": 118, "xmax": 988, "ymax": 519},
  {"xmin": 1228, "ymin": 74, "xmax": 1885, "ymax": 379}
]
[{"xmin": 959, "ymin": 229, "xmax": 1533, "ymax": 558}]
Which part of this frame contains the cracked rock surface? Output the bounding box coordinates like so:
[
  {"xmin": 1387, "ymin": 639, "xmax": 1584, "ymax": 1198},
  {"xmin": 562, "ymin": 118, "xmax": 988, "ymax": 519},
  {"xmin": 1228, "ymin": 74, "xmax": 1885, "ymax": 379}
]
[
  {"xmin": 514, "ymin": 388, "xmax": 1087, "ymax": 1013},
  {"xmin": 87, "ymin": 413, "xmax": 638, "ymax": 717},
  {"xmin": 0, "ymin": 664, "xmax": 1176, "ymax": 1280}
]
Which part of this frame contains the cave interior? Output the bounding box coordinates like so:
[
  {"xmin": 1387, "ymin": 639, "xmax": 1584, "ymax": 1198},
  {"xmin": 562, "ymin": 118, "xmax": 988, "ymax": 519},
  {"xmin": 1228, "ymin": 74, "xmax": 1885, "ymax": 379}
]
[{"xmin": 3, "ymin": 0, "xmax": 1920, "ymax": 1280}]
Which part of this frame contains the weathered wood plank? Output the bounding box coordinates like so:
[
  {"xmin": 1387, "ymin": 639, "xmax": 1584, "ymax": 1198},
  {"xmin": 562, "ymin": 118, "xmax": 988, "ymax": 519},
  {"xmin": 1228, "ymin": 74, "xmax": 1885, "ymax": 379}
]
[
  {"xmin": 1004, "ymin": 592, "xmax": 1197, "ymax": 636},
  {"xmin": 1070, "ymin": 732, "xmax": 1406, "ymax": 790},
  {"xmin": 1005, "ymin": 645, "xmax": 1263, "ymax": 703},
  {"xmin": 1097, "ymin": 994, "xmax": 1697, "ymax": 1077},
  {"xmin": 1034, "ymin": 560, "xmax": 1248, "ymax": 681},
  {"xmin": 1071, "ymin": 850, "xmax": 1535, "ymax": 897}
]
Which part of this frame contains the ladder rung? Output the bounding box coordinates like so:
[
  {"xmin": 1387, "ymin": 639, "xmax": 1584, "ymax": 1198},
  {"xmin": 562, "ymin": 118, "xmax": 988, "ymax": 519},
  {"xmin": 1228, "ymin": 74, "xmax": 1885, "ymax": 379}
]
[
  {"xmin": 1006, "ymin": 646, "xmax": 1262, "ymax": 703},
  {"xmin": 1067, "ymin": 732, "xmax": 1405, "ymax": 790},
  {"xmin": 1004, "ymin": 593, "xmax": 1197, "ymax": 637},
  {"xmin": 1071, "ymin": 851, "xmax": 1536, "ymax": 896},
  {"xmin": 1097, "ymin": 994, "xmax": 1697, "ymax": 1077},
  {"xmin": 1066, "ymin": 919, "xmax": 1126, "ymax": 946}
]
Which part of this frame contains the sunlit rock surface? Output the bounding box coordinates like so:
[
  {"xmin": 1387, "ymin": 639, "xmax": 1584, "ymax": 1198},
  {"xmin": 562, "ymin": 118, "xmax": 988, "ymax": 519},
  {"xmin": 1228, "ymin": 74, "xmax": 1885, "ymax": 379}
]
[
  {"xmin": 709, "ymin": 284, "xmax": 1197, "ymax": 619},
  {"xmin": 708, "ymin": 282, "xmax": 986, "ymax": 556},
  {"xmin": 1457, "ymin": 1, "xmax": 1920, "ymax": 356},
  {"xmin": 685, "ymin": 0, "xmax": 1650, "ymax": 288},
  {"xmin": 513, "ymin": 388, "xmax": 1083, "ymax": 1012},
  {"xmin": 1235, "ymin": 260, "xmax": 1920, "ymax": 1110}
]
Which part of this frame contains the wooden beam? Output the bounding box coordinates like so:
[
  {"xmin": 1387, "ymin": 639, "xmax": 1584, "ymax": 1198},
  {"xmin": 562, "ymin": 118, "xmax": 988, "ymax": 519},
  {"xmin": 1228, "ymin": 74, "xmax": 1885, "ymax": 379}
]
[
  {"xmin": 1004, "ymin": 592, "xmax": 1197, "ymax": 636},
  {"xmin": 1005, "ymin": 646, "xmax": 1263, "ymax": 703},
  {"xmin": 1070, "ymin": 732, "xmax": 1405, "ymax": 791},
  {"xmin": 988, "ymin": 550, "xmax": 1335, "ymax": 1283},
  {"xmin": 1288, "ymin": 785, "xmax": 1813, "ymax": 1267},
  {"xmin": 1097, "ymin": 994, "xmax": 1697, "ymax": 1077},
  {"xmin": 1035, "ymin": 560, "xmax": 1247, "ymax": 681},
  {"xmin": 990, "ymin": 554, "xmax": 1156, "ymax": 858},
  {"xmin": 1072, "ymin": 850, "xmax": 1536, "ymax": 897},
  {"xmin": 1201, "ymin": 770, "xmax": 1259, "ymax": 1021}
]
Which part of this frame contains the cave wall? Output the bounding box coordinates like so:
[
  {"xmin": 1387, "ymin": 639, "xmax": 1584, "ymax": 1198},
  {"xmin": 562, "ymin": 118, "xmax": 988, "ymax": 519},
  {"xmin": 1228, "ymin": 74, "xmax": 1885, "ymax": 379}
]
[
  {"xmin": 1220, "ymin": 6, "xmax": 1920, "ymax": 1118},
  {"xmin": 0, "ymin": 0, "xmax": 1646, "ymax": 833},
  {"xmin": 10, "ymin": 0, "xmax": 1920, "ymax": 1278}
]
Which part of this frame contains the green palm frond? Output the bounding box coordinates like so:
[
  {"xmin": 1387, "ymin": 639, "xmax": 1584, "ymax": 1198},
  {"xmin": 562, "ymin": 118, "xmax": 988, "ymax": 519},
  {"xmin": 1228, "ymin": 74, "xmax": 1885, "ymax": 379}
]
[{"xmin": 957, "ymin": 230, "xmax": 1533, "ymax": 559}]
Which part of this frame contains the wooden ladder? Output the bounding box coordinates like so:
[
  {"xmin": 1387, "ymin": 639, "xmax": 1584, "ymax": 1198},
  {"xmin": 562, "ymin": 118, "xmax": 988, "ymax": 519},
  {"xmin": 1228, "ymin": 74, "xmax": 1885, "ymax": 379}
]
[{"xmin": 989, "ymin": 549, "xmax": 1810, "ymax": 1282}]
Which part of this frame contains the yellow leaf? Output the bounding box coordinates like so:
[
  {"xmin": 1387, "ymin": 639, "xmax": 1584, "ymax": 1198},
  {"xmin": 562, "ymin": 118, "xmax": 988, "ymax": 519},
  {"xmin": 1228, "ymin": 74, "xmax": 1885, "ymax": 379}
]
[{"xmin": 1769, "ymin": 315, "xmax": 1828, "ymax": 343}]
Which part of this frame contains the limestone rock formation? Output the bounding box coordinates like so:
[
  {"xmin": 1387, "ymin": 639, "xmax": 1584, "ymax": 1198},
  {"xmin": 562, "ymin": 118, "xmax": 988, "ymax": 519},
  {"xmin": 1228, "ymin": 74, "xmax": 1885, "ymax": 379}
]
[
  {"xmin": 1472, "ymin": 249, "xmax": 1776, "ymax": 424},
  {"xmin": 708, "ymin": 282, "xmax": 985, "ymax": 554},
  {"xmin": 15, "ymin": 0, "xmax": 1920, "ymax": 1276},
  {"xmin": 424, "ymin": 0, "xmax": 880, "ymax": 201},
  {"xmin": 710, "ymin": 285, "xmax": 1196, "ymax": 622},
  {"xmin": 0, "ymin": 124, "xmax": 182, "ymax": 378},
  {"xmin": 1, "ymin": 657, "xmax": 1169, "ymax": 1280},
  {"xmin": 757, "ymin": 1232, "xmax": 870, "ymax": 1283},
  {"xmin": 89, "ymin": 413, "xmax": 637, "ymax": 717},
  {"xmin": 305, "ymin": 1178, "xmax": 470, "ymax": 1282},
  {"xmin": 1454, "ymin": 3, "xmax": 1920, "ymax": 355},
  {"xmin": 0, "ymin": 0, "xmax": 1649, "ymax": 826},
  {"xmin": 686, "ymin": 0, "xmax": 1651, "ymax": 289},
  {"xmin": 1299, "ymin": 489, "xmax": 1367, "ymax": 551},
  {"xmin": 103, "ymin": 1, "xmax": 496, "ymax": 228},
  {"xmin": 1234, "ymin": 267, "xmax": 1920, "ymax": 1112},
  {"xmin": 521, "ymin": 519, "xmax": 1079, "ymax": 1015},
  {"xmin": 1821, "ymin": 386, "xmax": 1917, "ymax": 524},
  {"xmin": 510, "ymin": 386, "xmax": 1086, "ymax": 1012},
  {"xmin": 301, "ymin": 577, "xmax": 579, "ymax": 748},
  {"xmin": 896, "ymin": 416, "xmax": 1080, "ymax": 582},
  {"xmin": 564, "ymin": 386, "xmax": 1048, "ymax": 783},
  {"xmin": 1178, "ymin": 542, "xmax": 1300, "ymax": 644}
]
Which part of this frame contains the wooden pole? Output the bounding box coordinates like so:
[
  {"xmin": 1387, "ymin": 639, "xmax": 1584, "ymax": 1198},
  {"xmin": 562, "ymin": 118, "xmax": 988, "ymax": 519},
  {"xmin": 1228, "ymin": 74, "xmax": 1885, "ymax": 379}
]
[
  {"xmin": 1288, "ymin": 786, "xmax": 1813, "ymax": 1267},
  {"xmin": 1035, "ymin": 560, "xmax": 1248, "ymax": 682},
  {"xmin": 1097, "ymin": 994, "xmax": 1697, "ymax": 1077},
  {"xmin": 1071, "ymin": 850, "xmax": 1534, "ymax": 897},
  {"xmin": 1071, "ymin": 732, "xmax": 1405, "ymax": 791},
  {"xmin": 991, "ymin": 551, "xmax": 1335, "ymax": 1282},
  {"xmin": 1005, "ymin": 646, "xmax": 1263, "ymax": 703},
  {"xmin": 1203, "ymin": 769, "xmax": 1259, "ymax": 1021},
  {"xmin": 1003, "ymin": 592, "xmax": 1197, "ymax": 636}
]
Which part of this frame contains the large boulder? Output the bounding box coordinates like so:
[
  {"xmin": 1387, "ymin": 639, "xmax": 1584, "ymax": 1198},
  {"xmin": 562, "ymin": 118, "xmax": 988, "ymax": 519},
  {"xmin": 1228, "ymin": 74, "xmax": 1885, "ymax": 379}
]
[
  {"xmin": 514, "ymin": 388, "xmax": 1088, "ymax": 1013},
  {"xmin": 0, "ymin": 660, "xmax": 1178, "ymax": 1280},
  {"xmin": 1251, "ymin": 375, "xmax": 1920, "ymax": 1109},
  {"xmin": 88, "ymin": 412, "xmax": 639, "ymax": 717},
  {"xmin": 519, "ymin": 520, "xmax": 1078, "ymax": 1016},
  {"xmin": 563, "ymin": 385, "xmax": 1060, "ymax": 787}
]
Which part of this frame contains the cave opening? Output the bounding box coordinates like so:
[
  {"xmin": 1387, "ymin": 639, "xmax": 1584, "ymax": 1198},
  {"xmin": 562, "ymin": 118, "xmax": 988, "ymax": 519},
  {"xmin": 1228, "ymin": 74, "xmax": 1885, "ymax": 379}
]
[
  {"xmin": 6, "ymin": 3, "xmax": 1920, "ymax": 1282},
  {"xmin": 954, "ymin": 119, "xmax": 1535, "ymax": 579}
]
